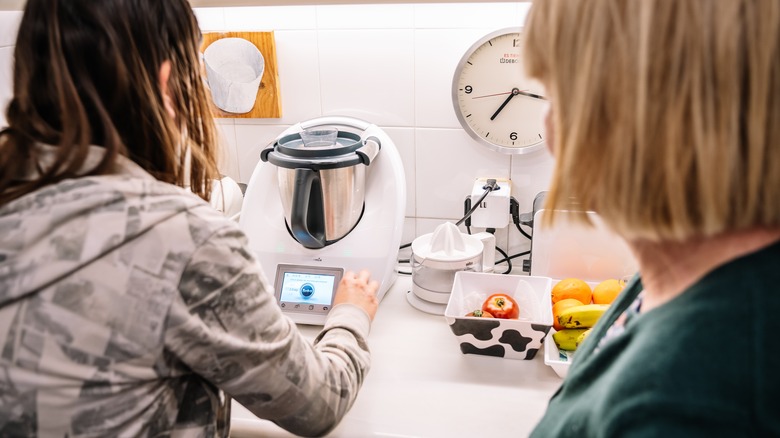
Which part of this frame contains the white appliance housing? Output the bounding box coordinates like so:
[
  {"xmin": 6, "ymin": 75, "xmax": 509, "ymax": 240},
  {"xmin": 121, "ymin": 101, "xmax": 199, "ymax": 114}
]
[{"xmin": 239, "ymin": 116, "xmax": 406, "ymax": 324}]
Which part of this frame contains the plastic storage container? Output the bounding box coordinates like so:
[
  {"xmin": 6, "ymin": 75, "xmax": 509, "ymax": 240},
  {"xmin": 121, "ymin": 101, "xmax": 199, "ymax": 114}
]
[
  {"xmin": 531, "ymin": 210, "xmax": 637, "ymax": 378},
  {"xmin": 444, "ymin": 272, "xmax": 553, "ymax": 360}
]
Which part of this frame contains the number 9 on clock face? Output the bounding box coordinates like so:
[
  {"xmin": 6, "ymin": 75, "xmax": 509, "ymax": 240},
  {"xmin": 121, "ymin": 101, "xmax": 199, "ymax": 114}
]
[{"xmin": 452, "ymin": 28, "xmax": 547, "ymax": 154}]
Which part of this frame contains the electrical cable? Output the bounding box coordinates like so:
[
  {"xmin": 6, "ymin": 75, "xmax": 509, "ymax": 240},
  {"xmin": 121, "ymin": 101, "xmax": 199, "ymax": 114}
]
[
  {"xmin": 456, "ymin": 179, "xmax": 498, "ymax": 227},
  {"xmin": 508, "ymin": 198, "xmax": 531, "ymax": 241},
  {"xmin": 494, "ymin": 246, "xmax": 512, "ymax": 274},
  {"xmin": 400, "ymin": 180, "xmax": 535, "ymax": 276},
  {"xmin": 515, "ymin": 222, "xmax": 532, "ymax": 240},
  {"xmin": 398, "ymin": 242, "xmax": 412, "ymax": 273},
  {"xmin": 495, "ymin": 249, "xmax": 530, "ymax": 265},
  {"xmin": 457, "ymin": 187, "xmax": 492, "ymax": 226}
]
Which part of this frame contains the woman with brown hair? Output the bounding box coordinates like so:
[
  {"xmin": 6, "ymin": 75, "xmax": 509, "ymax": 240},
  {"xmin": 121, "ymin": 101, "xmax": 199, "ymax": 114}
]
[
  {"xmin": 0, "ymin": 0, "xmax": 378, "ymax": 436},
  {"xmin": 524, "ymin": 0, "xmax": 780, "ymax": 435}
]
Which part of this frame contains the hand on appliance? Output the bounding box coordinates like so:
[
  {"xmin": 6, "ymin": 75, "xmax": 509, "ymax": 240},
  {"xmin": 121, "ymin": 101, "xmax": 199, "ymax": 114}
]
[{"xmin": 333, "ymin": 270, "xmax": 379, "ymax": 321}]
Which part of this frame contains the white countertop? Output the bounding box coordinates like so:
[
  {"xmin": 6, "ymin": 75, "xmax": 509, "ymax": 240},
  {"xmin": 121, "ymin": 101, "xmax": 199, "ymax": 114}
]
[{"xmin": 229, "ymin": 275, "xmax": 563, "ymax": 438}]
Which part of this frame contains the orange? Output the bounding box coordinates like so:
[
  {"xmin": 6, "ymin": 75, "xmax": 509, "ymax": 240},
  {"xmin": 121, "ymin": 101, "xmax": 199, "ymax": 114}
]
[
  {"xmin": 551, "ymin": 278, "xmax": 592, "ymax": 305},
  {"xmin": 552, "ymin": 298, "xmax": 585, "ymax": 331},
  {"xmin": 593, "ymin": 279, "xmax": 626, "ymax": 304}
]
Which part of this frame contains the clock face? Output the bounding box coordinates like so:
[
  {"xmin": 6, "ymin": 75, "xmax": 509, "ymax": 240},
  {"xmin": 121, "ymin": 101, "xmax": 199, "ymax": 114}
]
[{"xmin": 452, "ymin": 28, "xmax": 547, "ymax": 154}]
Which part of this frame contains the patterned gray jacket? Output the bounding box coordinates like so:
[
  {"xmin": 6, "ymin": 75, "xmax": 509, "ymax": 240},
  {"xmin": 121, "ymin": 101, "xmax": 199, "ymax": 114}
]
[{"xmin": 0, "ymin": 147, "xmax": 371, "ymax": 437}]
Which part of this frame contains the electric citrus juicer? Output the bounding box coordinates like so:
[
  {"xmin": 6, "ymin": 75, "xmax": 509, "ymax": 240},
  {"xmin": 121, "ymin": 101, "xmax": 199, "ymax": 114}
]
[
  {"xmin": 238, "ymin": 116, "xmax": 406, "ymax": 325},
  {"xmin": 406, "ymin": 222, "xmax": 496, "ymax": 315}
]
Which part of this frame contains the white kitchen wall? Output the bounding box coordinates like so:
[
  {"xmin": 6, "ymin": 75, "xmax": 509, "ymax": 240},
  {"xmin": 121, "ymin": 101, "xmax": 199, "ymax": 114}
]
[
  {"xmin": 198, "ymin": 2, "xmax": 555, "ymax": 263},
  {"xmin": 0, "ymin": 12, "xmax": 21, "ymax": 128},
  {"xmin": 0, "ymin": 3, "xmax": 555, "ymax": 266}
]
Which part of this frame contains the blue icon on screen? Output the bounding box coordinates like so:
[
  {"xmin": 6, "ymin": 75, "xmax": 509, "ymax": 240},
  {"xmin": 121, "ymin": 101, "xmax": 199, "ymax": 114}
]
[{"xmin": 300, "ymin": 283, "xmax": 315, "ymax": 298}]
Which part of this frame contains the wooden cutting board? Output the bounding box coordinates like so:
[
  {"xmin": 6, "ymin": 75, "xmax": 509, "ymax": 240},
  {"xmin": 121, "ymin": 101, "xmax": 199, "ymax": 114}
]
[{"xmin": 200, "ymin": 31, "xmax": 282, "ymax": 118}]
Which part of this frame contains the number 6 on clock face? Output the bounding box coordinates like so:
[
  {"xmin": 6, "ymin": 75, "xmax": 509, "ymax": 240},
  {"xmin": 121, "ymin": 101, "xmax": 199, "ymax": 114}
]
[{"xmin": 452, "ymin": 28, "xmax": 547, "ymax": 155}]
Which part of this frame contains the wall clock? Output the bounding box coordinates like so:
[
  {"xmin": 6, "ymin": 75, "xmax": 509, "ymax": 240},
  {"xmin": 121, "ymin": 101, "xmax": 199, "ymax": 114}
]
[{"xmin": 452, "ymin": 28, "xmax": 547, "ymax": 154}]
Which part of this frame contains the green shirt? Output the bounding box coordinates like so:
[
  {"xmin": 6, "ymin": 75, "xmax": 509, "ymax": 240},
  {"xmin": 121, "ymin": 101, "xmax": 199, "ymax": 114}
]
[{"xmin": 532, "ymin": 240, "xmax": 780, "ymax": 437}]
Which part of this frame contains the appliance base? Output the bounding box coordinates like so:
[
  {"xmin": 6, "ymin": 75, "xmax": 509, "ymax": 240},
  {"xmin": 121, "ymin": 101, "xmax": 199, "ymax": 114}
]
[{"xmin": 405, "ymin": 290, "xmax": 447, "ymax": 315}]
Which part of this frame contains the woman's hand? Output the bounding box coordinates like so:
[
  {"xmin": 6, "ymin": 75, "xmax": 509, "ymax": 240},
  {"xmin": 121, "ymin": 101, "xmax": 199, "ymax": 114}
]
[{"xmin": 332, "ymin": 270, "xmax": 379, "ymax": 321}]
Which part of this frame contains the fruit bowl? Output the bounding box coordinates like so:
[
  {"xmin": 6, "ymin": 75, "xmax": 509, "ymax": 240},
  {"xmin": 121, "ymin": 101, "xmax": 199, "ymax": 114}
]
[
  {"xmin": 544, "ymin": 330, "xmax": 574, "ymax": 378},
  {"xmin": 444, "ymin": 272, "xmax": 553, "ymax": 360},
  {"xmin": 545, "ymin": 279, "xmax": 612, "ymax": 378}
]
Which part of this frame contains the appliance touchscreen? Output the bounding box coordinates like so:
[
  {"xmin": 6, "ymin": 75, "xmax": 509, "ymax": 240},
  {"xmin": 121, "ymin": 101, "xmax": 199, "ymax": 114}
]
[
  {"xmin": 273, "ymin": 265, "xmax": 344, "ymax": 317},
  {"xmin": 280, "ymin": 271, "xmax": 336, "ymax": 305}
]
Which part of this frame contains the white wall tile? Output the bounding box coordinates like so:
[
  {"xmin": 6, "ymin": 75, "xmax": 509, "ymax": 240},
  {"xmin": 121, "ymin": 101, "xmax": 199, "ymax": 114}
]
[
  {"xmin": 414, "ymin": 28, "xmax": 495, "ymax": 129},
  {"xmin": 233, "ymin": 30, "xmax": 321, "ymax": 126},
  {"xmin": 0, "ymin": 46, "xmax": 13, "ymax": 129},
  {"xmin": 518, "ymin": 2, "xmax": 533, "ymax": 26},
  {"xmin": 510, "ymin": 147, "xmax": 555, "ymax": 215},
  {"xmin": 224, "ymin": 6, "xmax": 317, "ymax": 30},
  {"xmin": 193, "ymin": 8, "xmax": 225, "ymax": 32},
  {"xmin": 415, "ymin": 217, "xmax": 457, "ymax": 237},
  {"xmin": 315, "ymin": 4, "xmax": 414, "ymax": 29},
  {"xmin": 490, "ymin": 230, "xmax": 512, "ymax": 273},
  {"xmin": 0, "ymin": 13, "xmax": 17, "ymax": 127},
  {"xmin": 414, "ymin": 217, "xmax": 485, "ymax": 243},
  {"xmin": 215, "ymin": 122, "xmax": 240, "ymax": 181},
  {"xmin": 318, "ymin": 30, "xmax": 414, "ymax": 126},
  {"xmin": 398, "ymin": 217, "xmax": 416, "ymax": 275},
  {"xmin": 402, "ymin": 217, "xmax": 416, "ymax": 246},
  {"xmin": 381, "ymin": 127, "xmax": 415, "ymax": 217},
  {"xmin": 504, "ymin": 147, "xmax": 555, "ymax": 273},
  {"xmin": 415, "ymin": 128, "xmax": 511, "ymax": 220},
  {"xmin": 234, "ymin": 124, "xmax": 290, "ymax": 183},
  {"xmin": 506, "ymin": 225, "xmax": 532, "ymax": 274},
  {"xmin": 414, "ymin": 3, "xmax": 525, "ymax": 29},
  {"xmin": 177, "ymin": 2, "xmax": 552, "ymax": 234},
  {"xmin": 0, "ymin": 12, "xmax": 22, "ymax": 47}
]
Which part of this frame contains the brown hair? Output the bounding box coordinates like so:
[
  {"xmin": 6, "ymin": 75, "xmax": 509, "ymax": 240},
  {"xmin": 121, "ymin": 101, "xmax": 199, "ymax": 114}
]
[
  {"xmin": 524, "ymin": 0, "xmax": 780, "ymax": 241},
  {"xmin": 0, "ymin": 0, "xmax": 220, "ymax": 206}
]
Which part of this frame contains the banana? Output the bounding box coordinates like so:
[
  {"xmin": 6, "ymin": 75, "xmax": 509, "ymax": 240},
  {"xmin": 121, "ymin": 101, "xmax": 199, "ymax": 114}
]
[
  {"xmin": 556, "ymin": 304, "xmax": 610, "ymax": 329},
  {"xmin": 575, "ymin": 328, "xmax": 592, "ymax": 348},
  {"xmin": 552, "ymin": 328, "xmax": 589, "ymax": 351}
]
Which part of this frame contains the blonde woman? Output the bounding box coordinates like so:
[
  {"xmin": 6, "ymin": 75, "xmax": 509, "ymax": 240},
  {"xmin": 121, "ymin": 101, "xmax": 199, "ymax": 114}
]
[
  {"xmin": 0, "ymin": 0, "xmax": 378, "ymax": 436},
  {"xmin": 524, "ymin": 0, "xmax": 780, "ymax": 435}
]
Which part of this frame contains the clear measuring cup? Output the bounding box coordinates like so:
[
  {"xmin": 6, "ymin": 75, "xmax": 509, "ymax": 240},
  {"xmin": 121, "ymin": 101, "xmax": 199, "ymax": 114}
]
[{"xmin": 300, "ymin": 128, "xmax": 338, "ymax": 147}]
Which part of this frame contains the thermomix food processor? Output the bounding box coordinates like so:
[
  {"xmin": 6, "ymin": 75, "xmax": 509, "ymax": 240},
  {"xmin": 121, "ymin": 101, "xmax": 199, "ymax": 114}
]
[{"xmin": 239, "ymin": 116, "xmax": 406, "ymax": 325}]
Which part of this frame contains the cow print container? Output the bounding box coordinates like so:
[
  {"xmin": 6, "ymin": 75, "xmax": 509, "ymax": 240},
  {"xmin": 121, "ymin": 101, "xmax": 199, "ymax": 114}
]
[{"xmin": 444, "ymin": 272, "xmax": 553, "ymax": 360}]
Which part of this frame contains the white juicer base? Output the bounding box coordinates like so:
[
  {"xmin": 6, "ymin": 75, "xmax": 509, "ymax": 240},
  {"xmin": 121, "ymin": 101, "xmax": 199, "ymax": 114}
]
[{"xmin": 405, "ymin": 290, "xmax": 448, "ymax": 315}]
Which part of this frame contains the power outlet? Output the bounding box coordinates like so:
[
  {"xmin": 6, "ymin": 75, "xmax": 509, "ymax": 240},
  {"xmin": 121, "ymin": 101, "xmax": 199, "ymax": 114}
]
[{"xmin": 469, "ymin": 178, "xmax": 511, "ymax": 229}]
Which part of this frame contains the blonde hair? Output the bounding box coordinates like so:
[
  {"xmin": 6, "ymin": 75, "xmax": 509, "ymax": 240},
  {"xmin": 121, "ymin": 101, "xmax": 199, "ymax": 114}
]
[{"xmin": 524, "ymin": 0, "xmax": 780, "ymax": 241}]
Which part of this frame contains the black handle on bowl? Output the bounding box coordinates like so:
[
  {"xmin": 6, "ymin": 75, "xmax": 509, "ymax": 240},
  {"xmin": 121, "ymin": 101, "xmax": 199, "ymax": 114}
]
[{"xmin": 290, "ymin": 168, "xmax": 326, "ymax": 249}]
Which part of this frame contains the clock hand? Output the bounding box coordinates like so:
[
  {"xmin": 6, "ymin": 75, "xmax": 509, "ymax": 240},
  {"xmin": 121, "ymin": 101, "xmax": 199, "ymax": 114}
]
[
  {"xmin": 517, "ymin": 90, "xmax": 546, "ymax": 100},
  {"xmin": 473, "ymin": 89, "xmax": 546, "ymax": 100},
  {"xmin": 471, "ymin": 91, "xmax": 512, "ymax": 99},
  {"xmin": 490, "ymin": 88, "xmax": 520, "ymax": 121}
]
